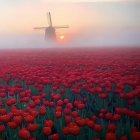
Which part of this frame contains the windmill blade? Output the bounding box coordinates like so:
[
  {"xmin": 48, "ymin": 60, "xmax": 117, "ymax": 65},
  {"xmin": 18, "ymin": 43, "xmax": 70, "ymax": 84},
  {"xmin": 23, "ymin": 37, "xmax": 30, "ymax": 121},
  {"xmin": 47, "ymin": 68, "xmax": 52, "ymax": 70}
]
[
  {"xmin": 34, "ymin": 27, "xmax": 47, "ymax": 30},
  {"xmin": 54, "ymin": 25, "xmax": 69, "ymax": 29},
  {"xmin": 47, "ymin": 12, "xmax": 52, "ymax": 26}
]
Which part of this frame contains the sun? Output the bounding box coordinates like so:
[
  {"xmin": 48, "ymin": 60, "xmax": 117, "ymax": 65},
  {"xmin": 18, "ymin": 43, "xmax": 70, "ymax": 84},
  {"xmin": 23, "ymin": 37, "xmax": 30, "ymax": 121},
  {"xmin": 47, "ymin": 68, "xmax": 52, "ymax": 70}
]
[{"xmin": 60, "ymin": 35, "xmax": 65, "ymax": 39}]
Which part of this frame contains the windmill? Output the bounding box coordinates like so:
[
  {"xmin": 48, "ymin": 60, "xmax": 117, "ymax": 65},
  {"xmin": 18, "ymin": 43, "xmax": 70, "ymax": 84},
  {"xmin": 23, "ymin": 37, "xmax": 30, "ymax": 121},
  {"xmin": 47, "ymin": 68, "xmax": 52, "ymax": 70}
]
[{"xmin": 34, "ymin": 12, "xmax": 69, "ymax": 41}]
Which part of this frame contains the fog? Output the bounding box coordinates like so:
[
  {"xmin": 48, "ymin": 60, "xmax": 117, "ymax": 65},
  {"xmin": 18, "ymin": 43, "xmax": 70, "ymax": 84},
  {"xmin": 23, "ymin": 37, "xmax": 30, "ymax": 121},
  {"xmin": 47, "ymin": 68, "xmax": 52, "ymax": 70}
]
[
  {"xmin": 0, "ymin": 33, "xmax": 140, "ymax": 48},
  {"xmin": 0, "ymin": 1, "xmax": 140, "ymax": 48}
]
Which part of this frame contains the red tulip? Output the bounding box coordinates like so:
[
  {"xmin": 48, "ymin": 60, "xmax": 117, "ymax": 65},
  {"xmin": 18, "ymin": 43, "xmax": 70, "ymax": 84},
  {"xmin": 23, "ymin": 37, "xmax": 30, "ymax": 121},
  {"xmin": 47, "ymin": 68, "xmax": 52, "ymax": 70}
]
[
  {"xmin": 131, "ymin": 127, "xmax": 137, "ymax": 132},
  {"xmin": 87, "ymin": 120, "xmax": 94, "ymax": 128},
  {"xmin": 60, "ymin": 89, "xmax": 65, "ymax": 94},
  {"xmin": 115, "ymin": 108, "xmax": 122, "ymax": 115},
  {"xmin": 91, "ymin": 115, "xmax": 97, "ymax": 121},
  {"xmin": 50, "ymin": 133, "xmax": 60, "ymax": 140},
  {"xmin": 9, "ymin": 91, "xmax": 15, "ymax": 96},
  {"xmin": 108, "ymin": 124, "xmax": 117, "ymax": 133},
  {"xmin": 64, "ymin": 99, "xmax": 69, "ymax": 104},
  {"xmin": 132, "ymin": 131, "xmax": 140, "ymax": 140},
  {"xmin": 12, "ymin": 109, "xmax": 23, "ymax": 116},
  {"xmin": 0, "ymin": 114, "xmax": 11, "ymax": 123},
  {"xmin": 55, "ymin": 111, "xmax": 62, "ymax": 118},
  {"xmin": 63, "ymin": 127, "xmax": 70, "ymax": 135},
  {"xmin": 72, "ymin": 111, "xmax": 79, "ymax": 118},
  {"xmin": 136, "ymin": 114, "xmax": 140, "ymax": 121},
  {"xmin": 49, "ymin": 102, "xmax": 54, "ymax": 107},
  {"xmin": 96, "ymin": 87, "xmax": 103, "ymax": 93},
  {"xmin": 105, "ymin": 112, "xmax": 113, "ymax": 120},
  {"xmin": 0, "ymin": 125, "xmax": 5, "ymax": 133},
  {"xmin": 113, "ymin": 114, "xmax": 121, "ymax": 121},
  {"xmin": 94, "ymin": 124, "xmax": 102, "ymax": 133},
  {"xmin": 100, "ymin": 109, "xmax": 107, "ymax": 114},
  {"xmin": 57, "ymin": 100, "xmax": 63, "ymax": 106},
  {"xmin": 100, "ymin": 93, "xmax": 108, "ymax": 99},
  {"xmin": 44, "ymin": 120, "xmax": 54, "ymax": 128},
  {"xmin": 44, "ymin": 100, "xmax": 49, "ymax": 106},
  {"xmin": 43, "ymin": 127, "xmax": 52, "ymax": 136},
  {"xmin": 105, "ymin": 132, "xmax": 117, "ymax": 140},
  {"xmin": 0, "ymin": 100, "xmax": 3, "ymax": 106},
  {"xmin": 24, "ymin": 115, "xmax": 35, "ymax": 123},
  {"xmin": 56, "ymin": 106, "xmax": 62, "ymax": 112},
  {"xmin": 27, "ymin": 123, "xmax": 38, "ymax": 132},
  {"xmin": 13, "ymin": 116, "xmax": 22, "ymax": 126},
  {"xmin": 120, "ymin": 136, "xmax": 128, "ymax": 140},
  {"xmin": 77, "ymin": 103, "xmax": 85, "ymax": 110},
  {"xmin": 29, "ymin": 102, "xmax": 36, "ymax": 108},
  {"xmin": 0, "ymin": 92, "xmax": 6, "ymax": 98},
  {"xmin": 76, "ymin": 119, "xmax": 86, "ymax": 127},
  {"xmin": 71, "ymin": 125, "xmax": 81, "ymax": 135},
  {"xmin": 64, "ymin": 108, "xmax": 71, "ymax": 115},
  {"xmin": 8, "ymin": 121, "xmax": 18, "ymax": 129},
  {"xmin": 30, "ymin": 110, "xmax": 38, "ymax": 118},
  {"xmin": 65, "ymin": 116, "xmax": 72, "ymax": 124},
  {"xmin": 0, "ymin": 108, "xmax": 7, "ymax": 115},
  {"xmin": 29, "ymin": 137, "xmax": 36, "ymax": 140},
  {"xmin": 19, "ymin": 128, "xmax": 31, "ymax": 140},
  {"xmin": 66, "ymin": 103, "xmax": 73, "ymax": 109},
  {"xmin": 98, "ymin": 113, "xmax": 104, "ymax": 119},
  {"xmin": 40, "ymin": 106, "xmax": 46, "ymax": 116},
  {"xmin": 20, "ymin": 92, "xmax": 26, "ymax": 97},
  {"xmin": 40, "ymin": 92, "xmax": 46, "ymax": 98},
  {"xmin": 34, "ymin": 99, "xmax": 41, "ymax": 105}
]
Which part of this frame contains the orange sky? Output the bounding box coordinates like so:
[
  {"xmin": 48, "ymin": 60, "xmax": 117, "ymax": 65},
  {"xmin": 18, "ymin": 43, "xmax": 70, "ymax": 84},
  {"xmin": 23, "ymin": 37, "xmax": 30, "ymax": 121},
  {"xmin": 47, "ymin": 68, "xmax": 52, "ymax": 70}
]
[{"xmin": 0, "ymin": 0, "xmax": 138, "ymax": 35}]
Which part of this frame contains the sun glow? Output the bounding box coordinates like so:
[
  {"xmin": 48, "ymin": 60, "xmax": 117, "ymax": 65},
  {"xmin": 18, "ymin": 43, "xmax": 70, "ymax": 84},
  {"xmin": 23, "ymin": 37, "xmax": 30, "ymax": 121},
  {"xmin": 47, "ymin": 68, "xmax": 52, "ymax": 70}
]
[{"xmin": 60, "ymin": 35, "xmax": 65, "ymax": 39}]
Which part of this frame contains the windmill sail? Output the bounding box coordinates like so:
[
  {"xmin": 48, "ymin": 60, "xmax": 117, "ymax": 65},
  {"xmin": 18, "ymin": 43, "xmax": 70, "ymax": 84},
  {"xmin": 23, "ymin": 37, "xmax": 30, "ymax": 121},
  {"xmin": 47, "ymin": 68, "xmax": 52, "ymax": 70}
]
[
  {"xmin": 47, "ymin": 12, "xmax": 52, "ymax": 26},
  {"xmin": 54, "ymin": 25, "xmax": 69, "ymax": 29},
  {"xmin": 34, "ymin": 27, "xmax": 46, "ymax": 30}
]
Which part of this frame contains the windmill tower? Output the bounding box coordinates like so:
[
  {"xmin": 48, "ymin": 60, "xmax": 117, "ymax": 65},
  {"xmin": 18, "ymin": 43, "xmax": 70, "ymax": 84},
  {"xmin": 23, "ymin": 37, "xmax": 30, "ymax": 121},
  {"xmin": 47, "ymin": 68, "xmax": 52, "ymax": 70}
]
[{"xmin": 34, "ymin": 12, "xmax": 69, "ymax": 41}]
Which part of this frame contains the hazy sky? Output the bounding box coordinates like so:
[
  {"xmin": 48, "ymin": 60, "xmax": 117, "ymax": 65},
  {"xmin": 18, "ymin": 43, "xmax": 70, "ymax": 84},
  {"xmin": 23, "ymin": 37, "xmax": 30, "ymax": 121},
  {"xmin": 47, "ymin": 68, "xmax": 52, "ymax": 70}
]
[{"xmin": 0, "ymin": 0, "xmax": 140, "ymax": 47}]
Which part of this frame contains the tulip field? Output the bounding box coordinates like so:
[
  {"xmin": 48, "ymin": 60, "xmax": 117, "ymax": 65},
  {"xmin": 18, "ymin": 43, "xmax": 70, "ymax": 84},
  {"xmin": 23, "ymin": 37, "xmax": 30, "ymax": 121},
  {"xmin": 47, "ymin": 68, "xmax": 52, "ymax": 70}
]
[{"xmin": 0, "ymin": 48, "xmax": 140, "ymax": 140}]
